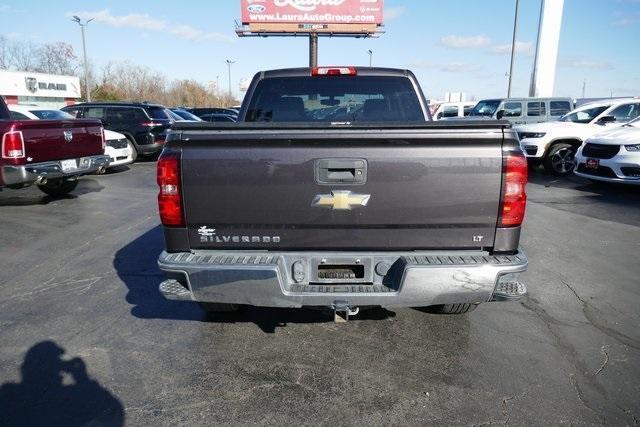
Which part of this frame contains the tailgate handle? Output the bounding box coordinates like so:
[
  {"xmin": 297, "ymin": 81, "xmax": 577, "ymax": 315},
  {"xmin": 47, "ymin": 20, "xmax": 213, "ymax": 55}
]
[{"xmin": 316, "ymin": 159, "xmax": 367, "ymax": 184}]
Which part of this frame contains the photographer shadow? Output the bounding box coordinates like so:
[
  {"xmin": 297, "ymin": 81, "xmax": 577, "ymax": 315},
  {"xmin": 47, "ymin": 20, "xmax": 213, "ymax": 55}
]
[{"xmin": 0, "ymin": 341, "xmax": 124, "ymax": 427}]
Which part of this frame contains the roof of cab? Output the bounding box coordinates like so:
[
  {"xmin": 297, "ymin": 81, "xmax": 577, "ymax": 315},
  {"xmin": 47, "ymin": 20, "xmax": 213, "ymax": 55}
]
[{"xmin": 259, "ymin": 67, "xmax": 412, "ymax": 79}]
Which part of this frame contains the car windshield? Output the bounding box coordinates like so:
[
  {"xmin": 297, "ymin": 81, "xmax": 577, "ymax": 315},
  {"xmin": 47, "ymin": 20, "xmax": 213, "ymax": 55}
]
[
  {"xmin": 30, "ymin": 110, "xmax": 74, "ymax": 120},
  {"xmin": 166, "ymin": 110, "xmax": 184, "ymax": 121},
  {"xmin": 245, "ymin": 75, "xmax": 425, "ymax": 122},
  {"xmin": 146, "ymin": 106, "xmax": 171, "ymax": 120},
  {"xmin": 468, "ymin": 100, "xmax": 501, "ymax": 117},
  {"xmin": 559, "ymin": 105, "xmax": 609, "ymax": 124},
  {"xmin": 171, "ymin": 109, "xmax": 203, "ymax": 121}
]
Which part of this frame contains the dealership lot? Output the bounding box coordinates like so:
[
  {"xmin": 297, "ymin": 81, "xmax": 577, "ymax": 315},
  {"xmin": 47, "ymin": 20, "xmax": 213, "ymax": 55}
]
[{"xmin": 0, "ymin": 163, "xmax": 638, "ymax": 425}]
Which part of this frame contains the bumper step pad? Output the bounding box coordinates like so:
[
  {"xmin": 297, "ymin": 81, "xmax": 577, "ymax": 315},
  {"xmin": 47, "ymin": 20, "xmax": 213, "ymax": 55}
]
[
  {"xmin": 492, "ymin": 280, "xmax": 527, "ymax": 301},
  {"xmin": 159, "ymin": 279, "xmax": 192, "ymax": 301}
]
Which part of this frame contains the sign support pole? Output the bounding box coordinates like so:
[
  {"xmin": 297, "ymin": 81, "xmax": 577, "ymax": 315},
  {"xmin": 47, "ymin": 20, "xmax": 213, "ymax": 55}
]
[{"xmin": 309, "ymin": 33, "xmax": 318, "ymax": 67}]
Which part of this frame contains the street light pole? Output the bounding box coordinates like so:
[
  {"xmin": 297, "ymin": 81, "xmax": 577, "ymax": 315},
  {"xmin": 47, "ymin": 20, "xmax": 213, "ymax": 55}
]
[
  {"xmin": 367, "ymin": 49, "xmax": 373, "ymax": 67},
  {"xmin": 72, "ymin": 16, "xmax": 93, "ymax": 102},
  {"xmin": 507, "ymin": 0, "xmax": 520, "ymax": 98},
  {"xmin": 225, "ymin": 59, "xmax": 235, "ymax": 101}
]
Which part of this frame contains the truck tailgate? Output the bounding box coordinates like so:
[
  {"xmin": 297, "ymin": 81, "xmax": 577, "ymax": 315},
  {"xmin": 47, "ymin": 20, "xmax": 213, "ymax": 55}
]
[
  {"xmin": 15, "ymin": 119, "xmax": 103, "ymax": 163},
  {"xmin": 179, "ymin": 126, "xmax": 505, "ymax": 250}
]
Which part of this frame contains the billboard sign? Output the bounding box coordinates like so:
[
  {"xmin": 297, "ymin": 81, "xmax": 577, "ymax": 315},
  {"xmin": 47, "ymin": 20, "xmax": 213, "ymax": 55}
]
[{"xmin": 241, "ymin": 0, "xmax": 384, "ymax": 28}]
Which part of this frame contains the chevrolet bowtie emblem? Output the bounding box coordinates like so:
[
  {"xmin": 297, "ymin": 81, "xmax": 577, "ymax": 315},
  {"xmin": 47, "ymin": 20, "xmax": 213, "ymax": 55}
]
[{"xmin": 312, "ymin": 190, "xmax": 371, "ymax": 210}]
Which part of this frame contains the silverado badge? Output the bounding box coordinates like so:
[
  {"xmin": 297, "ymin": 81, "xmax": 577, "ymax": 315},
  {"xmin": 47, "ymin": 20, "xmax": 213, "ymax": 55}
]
[{"xmin": 312, "ymin": 190, "xmax": 370, "ymax": 210}]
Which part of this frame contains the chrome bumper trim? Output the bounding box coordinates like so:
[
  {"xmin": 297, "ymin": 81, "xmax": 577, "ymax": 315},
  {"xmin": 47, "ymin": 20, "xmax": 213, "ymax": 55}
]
[
  {"xmin": 158, "ymin": 250, "xmax": 528, "ymax": 308},
  {"xmin": 1, "ymin": 155, "xmax": 110, "ymax": 187}
]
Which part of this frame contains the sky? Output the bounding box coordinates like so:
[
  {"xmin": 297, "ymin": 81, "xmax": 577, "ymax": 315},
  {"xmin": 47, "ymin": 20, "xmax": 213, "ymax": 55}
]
[{"xmin": 1, "ymin": 0, "xmax": 639, "ymax": 101}]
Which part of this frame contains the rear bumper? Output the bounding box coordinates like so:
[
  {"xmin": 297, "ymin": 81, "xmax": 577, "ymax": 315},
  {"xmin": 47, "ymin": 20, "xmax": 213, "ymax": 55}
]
[
  {"xmin": 157, "ymin": 250, "xmax": 528, "ymax": 308},
  {"xmin": 0, "ymin": 155, "xmax": 110, "ymax": 187},
  {"xmin": 136, "ymin": 140, "xmax": 164, "ymax": 155},
  {"xmin": 133, "ymin": 132, "xmax": 166, "ymax": 155}
]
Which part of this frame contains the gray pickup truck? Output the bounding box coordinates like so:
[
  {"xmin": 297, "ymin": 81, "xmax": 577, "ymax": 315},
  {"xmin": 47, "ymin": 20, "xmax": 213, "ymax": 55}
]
[{"xmin": 156, "ymin": 67, "xmax": 528, "ymax": 319}]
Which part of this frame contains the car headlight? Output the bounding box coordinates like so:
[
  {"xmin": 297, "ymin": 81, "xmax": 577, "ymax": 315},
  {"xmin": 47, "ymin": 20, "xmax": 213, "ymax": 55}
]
[
  {"xmin": 518, "ymin": 132, "xmax": 546, "ymax": 139},
  {"xmin": 625, "ymin": 144, "xmax": 640, "ymax": 152}
]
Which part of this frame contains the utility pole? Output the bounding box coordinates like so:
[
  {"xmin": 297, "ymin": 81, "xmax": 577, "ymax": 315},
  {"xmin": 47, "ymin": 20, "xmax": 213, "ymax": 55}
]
[
  {"xmin": 507, "ymin": 0, "xmax": 520, "ymax": 98},
  {"xmin": 225, "ymin": 59, "xmax": 235, "ymax": 101},
  {"xmin": 582, "ymin": 79, "xmax": 586, "ymax": 98},
  {"xmin": 72, "ymin": 16, "xmax": 93, "ymax": 102},
  {"xmin": 367, "ymin": 49, "xmax": 373, "ymax": 67},
  {"xmin": 309, "ymin": 33, "xmax": 318, "ymax": 67}
]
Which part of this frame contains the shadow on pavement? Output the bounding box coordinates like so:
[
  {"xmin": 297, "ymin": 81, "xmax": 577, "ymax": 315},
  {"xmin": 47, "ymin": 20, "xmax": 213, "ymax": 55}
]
[
  {"xmin": 0, "ymin": 341, "xmax": 124, "ymax": 427},
  {"xmin": 527, "ymin": 171, "xmax": 640, "ymax": 227},
  {"xmin": 114, "ymin": 225, "xmax": 202, "ymax": 322},
  {"xmin": 204, "ymin": 306, "xmax": 396, "ymax": 333},
  {"xmin": 0, "ymin": 178, "xmax": 104, "ymax": 207},
  {"xmin": 115, "ymin": 226, "xmax": 397, "ymax": 331},
  {"xmin": 103, "ymin": 165, "xmax": 131, "ymax": 175}
]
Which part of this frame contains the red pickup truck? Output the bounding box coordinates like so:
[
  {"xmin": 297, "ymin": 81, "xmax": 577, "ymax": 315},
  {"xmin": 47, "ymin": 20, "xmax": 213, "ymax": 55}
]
[{"xmin": 0, "ymin": 96, "xmax": 109, "ymax": 196}]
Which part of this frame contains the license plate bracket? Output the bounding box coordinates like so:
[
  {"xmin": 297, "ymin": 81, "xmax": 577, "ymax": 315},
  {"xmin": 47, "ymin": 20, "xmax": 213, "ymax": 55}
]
[
  {"xmin": 60, "ymin": 159, "xmax": 77, "ymax": 172},
  {"xmin": 311, "ymin": 257, "xmax": 372, "ymax": 284},
  {"xmin": 586, "ymin": 158, "xmax": 599, "ymax": 169}
]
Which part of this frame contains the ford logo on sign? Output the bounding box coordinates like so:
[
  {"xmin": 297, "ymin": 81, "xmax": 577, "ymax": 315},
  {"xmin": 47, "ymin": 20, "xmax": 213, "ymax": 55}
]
[{"xmin": 247, "ymin": 4, "xmax": 266, "ymax": 12}]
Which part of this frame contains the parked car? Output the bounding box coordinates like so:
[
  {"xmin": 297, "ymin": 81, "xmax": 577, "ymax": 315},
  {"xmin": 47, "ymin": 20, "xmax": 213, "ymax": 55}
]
[
  {"xmin": 170, "ymin": 108, "xmax": 203, "ymax": 121},
  {"xmin": 431, "ymin": 101, "xmax": 476, "ymax": 120},
  {"xmin": 466, "ymin": 97, "xmax": 573, "ymax": 125},
  {"xmin": 516, "ymin": 98, "xmax": 640, "ymax": 175},
  {"xmin": 8, "ymin": 105, "xmax": 75, "ymax": 121},
  {"xmin": 0, "ymin": 96, "xmax": 109, "ymax": 196},
  {"xmin": 156, "ymin": 66, "xmax": 528, "ymax": 319},
  {"xmin": 62, "ymin": 102, "xmax": 174, "ymax": 160},
  {"xmin": 187, "ymin": 107, "xmax": 238, "ymax": 119},
  {"xmin": 574, "ymin": 115, "xmax": 640, "ymax": 185},
  {"xmin": 199, "ymin": 113, "xmax": 236, "ymax": 122},
  {"xmin": 8, "ymin": 105, "xmax": 133, "ymax": 171}
]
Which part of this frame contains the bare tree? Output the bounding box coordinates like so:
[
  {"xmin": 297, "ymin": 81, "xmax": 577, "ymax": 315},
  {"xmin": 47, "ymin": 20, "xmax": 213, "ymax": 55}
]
[
  {"xmin": 0, "ymin": 35, "xmax": 10, "ymax": 69},
  {"xmin": 7, "ymin": 40, "xmax": 40, "ymax": 72},
  {"xmin": 36, "ymin": 42, "xmax": 78, "ymax": 75}
]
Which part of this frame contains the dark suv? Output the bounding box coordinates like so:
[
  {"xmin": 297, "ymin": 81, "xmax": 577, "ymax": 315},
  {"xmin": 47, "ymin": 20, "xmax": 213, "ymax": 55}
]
[{"xmin": 62, "ymin": 102, "xmax": 174, "ymax": 160}]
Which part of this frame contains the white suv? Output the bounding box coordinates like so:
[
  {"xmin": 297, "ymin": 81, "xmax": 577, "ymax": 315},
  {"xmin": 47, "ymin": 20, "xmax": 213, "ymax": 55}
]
[{"xmin": 515, "ymin": 98, "xmax": 640, "ymax": 176}]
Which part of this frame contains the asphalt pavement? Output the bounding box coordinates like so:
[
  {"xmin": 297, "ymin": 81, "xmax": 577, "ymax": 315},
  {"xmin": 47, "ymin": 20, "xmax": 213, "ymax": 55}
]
[{"xmin": 0, "ymin": 162, "xmax": 638, "ymax": 425}]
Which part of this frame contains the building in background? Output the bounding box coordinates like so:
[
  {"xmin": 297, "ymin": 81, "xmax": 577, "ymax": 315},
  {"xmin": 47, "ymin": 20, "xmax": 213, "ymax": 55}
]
[{"xmin": 0, "ymin": 70, "xmax": 81, "ymax": 108}]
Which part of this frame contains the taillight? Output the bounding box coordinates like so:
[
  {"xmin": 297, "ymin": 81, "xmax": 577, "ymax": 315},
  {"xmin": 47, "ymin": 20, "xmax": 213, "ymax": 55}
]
[
  {"xmin": 2, "ymin": 130, "xmax": 25, "ymax": 159},
  {"xmin": 499, "ymin": 150, "xmax": 528, "ymax": 227},
  {"xmin": 311, "ymin": 66, "xmax": 357, "ymax": 76},
  {"xmin": 157, "ymin": 152, "xmax": 184, "ymax": 227}
]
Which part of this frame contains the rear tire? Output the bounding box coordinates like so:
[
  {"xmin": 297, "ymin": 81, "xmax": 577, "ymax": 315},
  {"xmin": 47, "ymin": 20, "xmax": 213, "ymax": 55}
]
[
  {"xmin": 543, "ymin": 143, "xmax": 576, "ymax": 176},
  {"xmin": 37, "ymin": 178, "xmax": 78, "ymax": 197},
  {"xmin": 425, "ymin": 303, "xmax": 478, "ymax": 314},
  {"xmin": 199, "ymin": 302, "xmax": 239, "ymax": 313}
]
